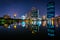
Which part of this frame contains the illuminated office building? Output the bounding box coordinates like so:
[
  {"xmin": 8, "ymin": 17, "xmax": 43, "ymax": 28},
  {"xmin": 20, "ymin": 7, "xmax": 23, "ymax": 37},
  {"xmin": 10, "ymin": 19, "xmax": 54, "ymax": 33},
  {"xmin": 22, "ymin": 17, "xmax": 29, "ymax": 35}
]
[
  {"xmin": 31, "ymin": 7, "xmax": 39, "ymax": 19},
  {"xmin": 47, "ymin": 1, "xmax": 55, "ymax": 36},
  {"xmin": 27, "ymin": 7, "xmax": 39, "ymax": 19}
]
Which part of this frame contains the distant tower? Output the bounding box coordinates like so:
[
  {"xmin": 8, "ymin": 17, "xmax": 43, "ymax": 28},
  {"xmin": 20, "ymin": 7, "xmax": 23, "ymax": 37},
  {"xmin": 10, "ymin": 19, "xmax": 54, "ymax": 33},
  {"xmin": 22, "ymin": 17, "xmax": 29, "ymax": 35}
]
[
  {"xmin": 47, "ymin": 2, "xmax": 55, "ymax": 18},
  {"xmin": 47, "ymin": 1, "xmax": 55, "ymax": 36},
  {"xmin": 31, "ymin": 7, "xmax": 39, "ymax": 19}
]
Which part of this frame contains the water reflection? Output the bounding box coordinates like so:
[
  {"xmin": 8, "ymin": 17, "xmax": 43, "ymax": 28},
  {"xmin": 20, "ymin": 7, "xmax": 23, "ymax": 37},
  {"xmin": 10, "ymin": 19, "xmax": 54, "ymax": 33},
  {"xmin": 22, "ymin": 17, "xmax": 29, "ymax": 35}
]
[{"xmin": 21, "ymin": 21, "xmax": 26, "ymax": 27}]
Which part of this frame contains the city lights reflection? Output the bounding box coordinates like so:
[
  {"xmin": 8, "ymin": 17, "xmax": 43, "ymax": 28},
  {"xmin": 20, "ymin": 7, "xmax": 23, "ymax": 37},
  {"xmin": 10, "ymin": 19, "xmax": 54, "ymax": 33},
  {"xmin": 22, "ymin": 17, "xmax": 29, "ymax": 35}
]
[
  {"xmin": 42, "ymin": 21, "xmax": 47, "ymax": 27},
  {"xmin": 33, "ymin": 21, "xmax": 36, "ymax": 25},
  {"xmin": 13, "ymin": 24, "xmax": 17, "ymax": 29},
  {"xmin": 37, "ymin": 21, "xmax": 41, "ymax": 26},
  {"xmin": 21, "ymin": 21, "xmax": 26, "ymax": 27},
  {"xmin": 8, "ymin": 25, "xmax": 10, "ymax": 29}
]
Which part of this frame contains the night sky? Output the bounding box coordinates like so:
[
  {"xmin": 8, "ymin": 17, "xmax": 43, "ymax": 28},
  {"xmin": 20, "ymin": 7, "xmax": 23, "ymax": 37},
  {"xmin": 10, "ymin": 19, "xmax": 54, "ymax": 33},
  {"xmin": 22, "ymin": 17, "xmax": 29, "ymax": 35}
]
[{"xmin": 0, "ymin": 0, "xmax": 60, "ymax": 18}]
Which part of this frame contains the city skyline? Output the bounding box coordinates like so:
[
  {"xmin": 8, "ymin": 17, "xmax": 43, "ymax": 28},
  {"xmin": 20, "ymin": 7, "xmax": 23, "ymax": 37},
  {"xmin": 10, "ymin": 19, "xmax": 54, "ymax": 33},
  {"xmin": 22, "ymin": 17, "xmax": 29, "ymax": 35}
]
[{"xmin": 0, "ymin": 0, "xmax": 60, "ymax": 18}]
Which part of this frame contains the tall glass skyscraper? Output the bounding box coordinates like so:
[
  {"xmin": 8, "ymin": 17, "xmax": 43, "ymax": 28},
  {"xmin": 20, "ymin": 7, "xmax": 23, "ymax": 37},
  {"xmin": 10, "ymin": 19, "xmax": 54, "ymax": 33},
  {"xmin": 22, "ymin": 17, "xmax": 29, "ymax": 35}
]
[
  {"xmin": 31, "ymin": 7, "xmax": 39, "ymax": 19},
  {"xmin": 47, "ymin": 1, "xmax": 55, "ymax": 36}
]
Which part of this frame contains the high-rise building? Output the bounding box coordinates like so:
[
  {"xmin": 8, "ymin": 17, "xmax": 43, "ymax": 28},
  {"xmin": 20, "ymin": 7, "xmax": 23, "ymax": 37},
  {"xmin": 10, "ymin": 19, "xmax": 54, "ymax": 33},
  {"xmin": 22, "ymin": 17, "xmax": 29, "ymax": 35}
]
[
  {"xmin": 47, "ymin": 2, "xmax": 55, "ymax": 18},
  {"xmin": 47, "ymin": 1, "xmax": 55, "ymax": 36},
  {"xmin": 31, "ymin": 7, "xmax": 39, "ymax": 18},
  {"xmin": 30, "ymin": 7, "xmax": 39, "ymax": 19}
]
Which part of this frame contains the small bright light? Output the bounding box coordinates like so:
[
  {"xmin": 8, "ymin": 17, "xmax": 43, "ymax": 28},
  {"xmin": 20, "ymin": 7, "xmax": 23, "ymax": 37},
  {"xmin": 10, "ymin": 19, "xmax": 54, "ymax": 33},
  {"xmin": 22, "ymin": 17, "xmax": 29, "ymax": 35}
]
[
  {"xmin": 32, "ymin": 22, "xmax": 34, "ymax": 24},
  {"xmin": 4, "ymin": 24, "xmax": 8, "ymax": 28},
  {"xmin": 14, "ymin": 24, "xmax": 17, "ymax": 29},
  {"xmin": 52, "ymin": 20, "xmax": 54, "ymax": 26},
  {"xmin": 32, "ymin": 31, "xmax": 35, "ymax": 34},
  {"xmin": 14, "ymin": 14, "xmax": 16, "ymax": 17}
]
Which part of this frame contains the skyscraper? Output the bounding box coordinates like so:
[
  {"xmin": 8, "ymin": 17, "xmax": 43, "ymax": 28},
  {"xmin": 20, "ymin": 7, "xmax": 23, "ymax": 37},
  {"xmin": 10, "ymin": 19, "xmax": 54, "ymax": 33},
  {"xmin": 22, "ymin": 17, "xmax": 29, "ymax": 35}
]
[
  {"xmin": 47, "ymin": 2, "xmax": 55, "ymax": 18},
  {"xmin": 47, "ymin": 1, "xmax": 55, "ymax": 36},
  {"xmin": 31, "ymin": 7, "xmax": 39, "ymax": 19}
]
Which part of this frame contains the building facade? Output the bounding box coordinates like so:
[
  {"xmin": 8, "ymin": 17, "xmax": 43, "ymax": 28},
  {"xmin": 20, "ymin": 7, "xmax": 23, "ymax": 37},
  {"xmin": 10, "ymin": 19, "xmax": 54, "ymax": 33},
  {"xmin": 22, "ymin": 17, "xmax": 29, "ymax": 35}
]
[{"xmin": 47, "ymin": 1, "xmax": 55, "ymax": 36}]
